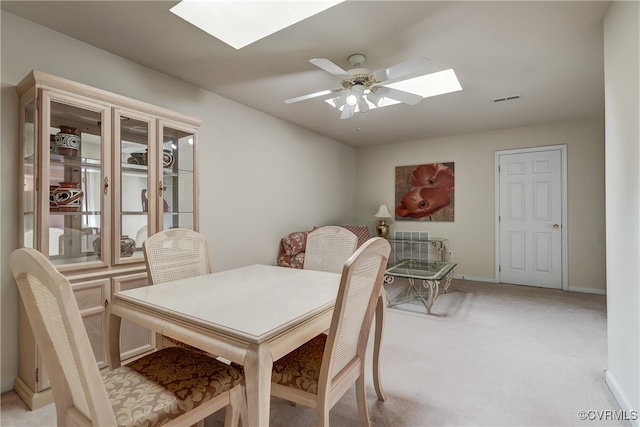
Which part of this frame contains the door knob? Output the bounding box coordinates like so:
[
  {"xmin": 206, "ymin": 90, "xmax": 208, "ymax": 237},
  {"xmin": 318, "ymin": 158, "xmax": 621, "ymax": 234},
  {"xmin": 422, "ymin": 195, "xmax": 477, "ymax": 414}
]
[{"xmin": 552, "ymin": 224, "xmax": 560, "ymax": 229}]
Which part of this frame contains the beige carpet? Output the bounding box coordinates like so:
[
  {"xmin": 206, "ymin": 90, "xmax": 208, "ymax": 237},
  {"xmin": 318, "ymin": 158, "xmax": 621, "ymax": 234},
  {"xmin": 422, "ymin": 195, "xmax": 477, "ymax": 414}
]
[{"xmin": 1, "ymin": 279, "xmax": 626, "ymax": 426}]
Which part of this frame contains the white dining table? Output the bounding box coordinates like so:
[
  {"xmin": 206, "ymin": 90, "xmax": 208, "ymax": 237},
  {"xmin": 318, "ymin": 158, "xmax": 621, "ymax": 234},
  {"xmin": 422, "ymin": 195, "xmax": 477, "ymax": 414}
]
[{"xmin": 106, "ymin": 264, "xmax": 387, "ymax": 427}]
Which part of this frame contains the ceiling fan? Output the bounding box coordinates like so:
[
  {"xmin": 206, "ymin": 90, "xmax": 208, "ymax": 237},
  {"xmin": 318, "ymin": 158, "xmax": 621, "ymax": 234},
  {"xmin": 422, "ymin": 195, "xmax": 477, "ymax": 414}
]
[{"xmin": 285, "ymin": 54, "xmax": 433, "ymax": 119}]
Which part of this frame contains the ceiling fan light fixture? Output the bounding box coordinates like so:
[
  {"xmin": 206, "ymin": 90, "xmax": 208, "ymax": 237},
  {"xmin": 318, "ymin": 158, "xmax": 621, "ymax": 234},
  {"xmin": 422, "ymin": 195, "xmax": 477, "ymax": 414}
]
[
  {"xmin": 367, "ymin": 90, "xmax": 385, "ymax": 108},
  {"xmin": 345, "ymin": 91, "xmax": 358, "ymax": 106},
  {"xmin": 357, "ymin": 97, "xmax": 370, "ymax": 113},
  {"xmin": 333, "ymin": 94, "xmax": 346, "ymax": 109},
  {"xmin": 340, "ymin": 103, "xmax": 356, "ymax": 120}
]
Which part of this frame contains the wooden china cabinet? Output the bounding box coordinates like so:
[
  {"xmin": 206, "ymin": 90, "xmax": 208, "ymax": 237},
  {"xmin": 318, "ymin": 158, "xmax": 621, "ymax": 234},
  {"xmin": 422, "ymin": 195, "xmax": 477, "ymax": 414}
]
[{"xmin": 16, "ymin": 70, "xmax": 200, "ymax": 409}]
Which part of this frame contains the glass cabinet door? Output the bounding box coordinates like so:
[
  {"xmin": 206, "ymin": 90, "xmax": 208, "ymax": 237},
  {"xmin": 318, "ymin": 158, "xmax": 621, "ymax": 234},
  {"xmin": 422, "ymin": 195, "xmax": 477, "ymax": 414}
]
[
  {"xmin": 160, "ymin": 121, "xmax": 197, "ymax": 231},
  {"xmin": 21, "ymin": 89, "xmax": 36, "ymax": 251},
  {"xmin": 115, "ymin": 110, "xmax": 154, "ymax": 263},
  {"xmin": 42, "ymin": 91, "xmax": 109, "ymax": 267}
]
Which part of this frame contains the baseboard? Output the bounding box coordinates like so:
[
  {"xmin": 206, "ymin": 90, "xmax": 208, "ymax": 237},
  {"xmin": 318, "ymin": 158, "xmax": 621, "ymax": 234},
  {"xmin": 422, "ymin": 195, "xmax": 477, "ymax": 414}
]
[
  {"xmin": 14, "ymin": 376, "xmax": 54, "ymax": 410},
  {"xmin": 566, "ymin": 285, "xmax": 606, "ymax": 295},
  {"xmin": 605, "ymin": 370, "xmax": 639, "ymax": 426},
  {"xmin": 453, "ymin": 274, "xmax": 497, "ymax": 283},
  {"xmin": 1, "ymin": 377, "xmax": 15, "ymax": 394},
  {"xmin": 452, "ymin": 275, "xmax": 607, "ymax": 295}
]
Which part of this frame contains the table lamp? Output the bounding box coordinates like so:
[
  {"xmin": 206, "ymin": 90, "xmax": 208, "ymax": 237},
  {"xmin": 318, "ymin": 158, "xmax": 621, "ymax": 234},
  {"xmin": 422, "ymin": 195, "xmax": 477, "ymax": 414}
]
[{"xmin": 374, "ymin": 204, "xmax": 392, "ymax": 238}]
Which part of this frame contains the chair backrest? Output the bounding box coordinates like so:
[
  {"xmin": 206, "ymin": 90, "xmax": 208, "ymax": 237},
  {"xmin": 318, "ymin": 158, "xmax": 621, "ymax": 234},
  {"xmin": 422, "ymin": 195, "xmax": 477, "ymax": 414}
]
[
  {"xmin": 304, "ymin": 226, "xmax": 358, "ymax": 273},
  {"xmin": 319, "ymin": 237, "xmax": 391, "ymax": 385},
  {"xmin": 143, "ymin": 228, "xmax": 212, "ymax": 285},
  {"xmin": 10, "ymin": 248, "xmax": 116, "ymax": 425}
]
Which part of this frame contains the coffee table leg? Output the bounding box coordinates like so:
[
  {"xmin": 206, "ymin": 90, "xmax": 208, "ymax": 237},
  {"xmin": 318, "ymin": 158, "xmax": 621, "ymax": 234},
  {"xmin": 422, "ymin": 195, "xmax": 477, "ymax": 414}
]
[
  {"xmin": 443, "ymin": 269, "xmax": 455, "ymax": 293},
  {"xmin": 373, "ymin": 291, "xmax": 386, "ymax": 402},
  {"xmin": 423, "ymin": 279, "xmax": 440, "ymax": 315},
  {"xmin": 405, "ymin": 277, "xmax": 426, "ymax": 308}
]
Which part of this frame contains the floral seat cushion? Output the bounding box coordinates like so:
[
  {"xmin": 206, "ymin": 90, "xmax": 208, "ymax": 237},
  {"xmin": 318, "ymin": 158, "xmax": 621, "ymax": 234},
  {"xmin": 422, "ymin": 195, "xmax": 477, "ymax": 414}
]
[
  {"xmin": 104, "ymin": 346, "xmax": 242, "ymax": 426},
  {"xmin": 270, "ymin": 334, "xmax": 327, "ymax": 394},
  {"xmin": 231, "ymin": 334, "xmax": 326, "ymax": 394}
]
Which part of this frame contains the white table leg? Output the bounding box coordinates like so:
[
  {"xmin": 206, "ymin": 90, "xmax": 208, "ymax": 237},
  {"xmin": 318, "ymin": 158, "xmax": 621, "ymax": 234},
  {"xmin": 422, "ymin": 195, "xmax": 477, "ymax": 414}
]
[{"xmin": 243, "ymin": 344, "xmax": 273, "ymax": 427}]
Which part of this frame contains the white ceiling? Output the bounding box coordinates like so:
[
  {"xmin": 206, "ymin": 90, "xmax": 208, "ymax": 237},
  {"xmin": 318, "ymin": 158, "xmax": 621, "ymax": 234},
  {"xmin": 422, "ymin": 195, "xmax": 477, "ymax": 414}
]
[{"xmin": 1, "ymin": 1, "xmax": 609, "ymax": 148}]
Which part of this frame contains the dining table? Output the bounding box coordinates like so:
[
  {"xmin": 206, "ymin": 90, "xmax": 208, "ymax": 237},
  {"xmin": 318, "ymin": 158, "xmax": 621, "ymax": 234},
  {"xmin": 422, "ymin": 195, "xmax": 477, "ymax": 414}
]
[{"xmin": 106, "ymin": 264, "xmax": 387, "ymax": 427}]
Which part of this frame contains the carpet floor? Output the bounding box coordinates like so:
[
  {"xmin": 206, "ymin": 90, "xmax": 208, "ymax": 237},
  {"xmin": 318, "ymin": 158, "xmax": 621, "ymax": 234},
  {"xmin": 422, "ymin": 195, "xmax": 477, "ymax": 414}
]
[{"xmin": 1, "ymin": 278, "xmax": 627, "ymax": 426}]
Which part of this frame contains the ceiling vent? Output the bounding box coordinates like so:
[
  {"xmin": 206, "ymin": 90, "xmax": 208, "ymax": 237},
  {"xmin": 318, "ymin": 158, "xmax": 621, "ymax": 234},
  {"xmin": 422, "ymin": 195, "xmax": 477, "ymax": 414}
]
[{"xmin": 491, "ymin": 94, "xmax": 522, "ymax": 103}]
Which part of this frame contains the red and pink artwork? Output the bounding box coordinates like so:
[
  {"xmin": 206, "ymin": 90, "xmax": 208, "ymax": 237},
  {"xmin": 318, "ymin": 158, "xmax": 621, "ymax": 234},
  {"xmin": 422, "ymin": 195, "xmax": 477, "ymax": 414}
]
[{"xmin": 395, "ymin": 162, "xmax": 455, "ymax": 221}]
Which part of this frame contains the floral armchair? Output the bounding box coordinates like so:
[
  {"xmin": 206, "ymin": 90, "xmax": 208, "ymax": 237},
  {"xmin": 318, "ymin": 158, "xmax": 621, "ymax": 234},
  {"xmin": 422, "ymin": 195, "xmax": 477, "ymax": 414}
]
[{"xmin": 277, "ymin": 225, "xmax": 372, "ymax": 269}]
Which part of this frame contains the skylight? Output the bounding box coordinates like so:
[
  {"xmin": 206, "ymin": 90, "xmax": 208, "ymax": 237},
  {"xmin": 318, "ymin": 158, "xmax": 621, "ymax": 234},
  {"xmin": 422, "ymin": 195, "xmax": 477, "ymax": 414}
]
[
  {"xmin": 170, "ymin": 0, "xmax": 345, "ymax": 50},
  {"xmin": 387, "ymin": 69, "xmax": 462, "ymax": 99}
]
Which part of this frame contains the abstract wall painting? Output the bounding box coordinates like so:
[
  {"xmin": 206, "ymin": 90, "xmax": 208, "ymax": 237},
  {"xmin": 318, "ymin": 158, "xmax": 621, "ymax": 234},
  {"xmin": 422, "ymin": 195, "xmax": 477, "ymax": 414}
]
[{"xmin": 395, "ymin": 162, "xmax": 455, "ymax": 222}]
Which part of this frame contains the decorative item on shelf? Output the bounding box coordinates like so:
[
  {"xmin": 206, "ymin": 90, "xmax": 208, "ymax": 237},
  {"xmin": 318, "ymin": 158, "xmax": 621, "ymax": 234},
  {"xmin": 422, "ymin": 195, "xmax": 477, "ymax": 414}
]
[
  {"xmin": 92, "ymin": 236, "xmax": 101, "ymax": 256},
  {"xmin": 141, "ymin": 188, "xmax": 170, "ymax": 212},
  {"xmin": 127, "ymin": 149, "xmax": 174, "ymax": 168},
  {"xmin": 49, "ymin": 184, "xmax": 59, "ymax": 211},
  {"xmin": 49, "ymin": 135, "xmax": 58, "ymax": 155},
  {"xmin": 92, "ymin": 235, "xmax": 136, "ymax": 257},
  {"xmin": 120, "ymin": 235, "xmax": 136, "ymax": 257},
  {"xmin": 52, "ymin": 182, "xmax": 83, "ymax": 212},
  {"xmin": 141, "ymin": 189, "xmax": 148, "ymax": 212},
  {"xmin": 54, "ymin": 125, "xmax": 80, "ymax": 157},
  {"xmin": 162, "ymin": 149, "xmax": 175, "ymax": 168},
  {"xmin": 374, "ymin": 204, "xmax": 392, "ymax": 238},
  {"xmin": 127, "ymin": 150, "xmax": 147, "ymax": 166}
]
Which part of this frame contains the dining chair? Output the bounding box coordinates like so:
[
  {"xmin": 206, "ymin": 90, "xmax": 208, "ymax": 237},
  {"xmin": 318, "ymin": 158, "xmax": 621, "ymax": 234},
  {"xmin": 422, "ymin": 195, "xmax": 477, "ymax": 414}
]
[
  {"xmin": 143, "ymin": 228, "xmax": 212, "ymax": 350},
  {"xmin": 304, "ymin": 226, "xmax": 359, "ymax": 273},
  {"xmin": 10, "ymin": 247, "xmax": 244, "ymax": 427},
  {"xmin": 143, "ymin": 228, "xmax": 211, "ymax": 285},
  {"xmin": 270, "ymin": 237, "xmax": 391, "ymax": 427}
]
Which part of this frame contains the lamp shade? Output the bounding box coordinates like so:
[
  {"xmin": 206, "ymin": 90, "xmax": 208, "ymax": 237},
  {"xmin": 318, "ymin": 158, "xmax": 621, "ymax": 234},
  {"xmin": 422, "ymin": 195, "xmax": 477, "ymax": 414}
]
[{"xmin": 374, "ymin": 204, "xmax": 392, "ymax": 218}]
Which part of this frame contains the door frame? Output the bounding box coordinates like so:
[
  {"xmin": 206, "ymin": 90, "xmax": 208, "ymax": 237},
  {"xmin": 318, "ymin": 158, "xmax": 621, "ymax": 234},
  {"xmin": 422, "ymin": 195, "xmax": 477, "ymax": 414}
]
[{"xmin": 494, "ymin": 145, "xmax": 568, "ymax": 290}]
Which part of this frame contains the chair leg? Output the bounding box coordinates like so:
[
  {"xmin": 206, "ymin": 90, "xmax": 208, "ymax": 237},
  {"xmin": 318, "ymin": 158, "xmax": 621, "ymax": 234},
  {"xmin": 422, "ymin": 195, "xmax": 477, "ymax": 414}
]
[
  {"xmin": 224, "ymin": 386, "xmax": 243, "ymax": 427},
  {"xmin": 356, "ymin": 376, "xmax": 371, "ymax": 427},
  {"xmin": 316, "ymin": 408, "xmax": 330, "ymax": 427}
]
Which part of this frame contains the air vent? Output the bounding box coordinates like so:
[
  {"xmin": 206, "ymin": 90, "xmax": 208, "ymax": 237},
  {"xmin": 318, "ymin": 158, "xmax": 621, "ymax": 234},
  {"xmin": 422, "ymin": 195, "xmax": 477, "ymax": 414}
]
[{"xmin": 491, "ymin": 94, "xmax": 522, "ymax": 103}]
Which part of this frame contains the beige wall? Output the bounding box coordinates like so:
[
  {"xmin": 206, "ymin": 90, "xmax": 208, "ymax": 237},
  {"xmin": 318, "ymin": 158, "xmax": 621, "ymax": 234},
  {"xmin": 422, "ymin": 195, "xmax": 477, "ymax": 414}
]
[
  {"xmin": 355, "ymin": 118, "xmax": 606, "ymax": 291},
  {"xmin": 604, "ymin": 1, "xmax": 640, "ymax": 420},
  {"xmin": 0, "ymin": 11, "xmax": 357, "ymax": 392},
  {"xmin": 2, "ymin": 5, "xmax": 632, "ymax": 414}
]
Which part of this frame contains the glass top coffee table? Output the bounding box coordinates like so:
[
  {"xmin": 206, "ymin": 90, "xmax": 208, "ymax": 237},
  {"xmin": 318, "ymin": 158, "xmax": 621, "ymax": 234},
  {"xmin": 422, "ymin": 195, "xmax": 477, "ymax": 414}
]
[{"xmin": 385, "ymin": 260, "xmax": 457, "ymax": 314}]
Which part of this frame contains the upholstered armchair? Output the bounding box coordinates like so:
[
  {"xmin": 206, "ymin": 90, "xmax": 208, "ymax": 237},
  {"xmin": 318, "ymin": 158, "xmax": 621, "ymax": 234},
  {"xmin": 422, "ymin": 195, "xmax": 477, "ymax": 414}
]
[{"xmin": 277, "ymin": 225, "xmax": 371, "ymax": 269}]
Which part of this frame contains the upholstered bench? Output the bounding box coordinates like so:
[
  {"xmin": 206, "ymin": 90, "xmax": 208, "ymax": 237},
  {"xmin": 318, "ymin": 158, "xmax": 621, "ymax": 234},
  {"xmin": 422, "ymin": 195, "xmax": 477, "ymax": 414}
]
[{"xmin": 277, "ymin": 225, "xmax": 371, "ymax": 268}]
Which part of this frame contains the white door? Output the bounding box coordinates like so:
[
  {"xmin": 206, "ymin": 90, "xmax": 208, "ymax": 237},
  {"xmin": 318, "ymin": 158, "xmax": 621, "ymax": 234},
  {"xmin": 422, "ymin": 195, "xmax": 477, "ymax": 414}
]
[{"xmin": 497, "ymin": 148, "xmax": 565, "ymax": 289}]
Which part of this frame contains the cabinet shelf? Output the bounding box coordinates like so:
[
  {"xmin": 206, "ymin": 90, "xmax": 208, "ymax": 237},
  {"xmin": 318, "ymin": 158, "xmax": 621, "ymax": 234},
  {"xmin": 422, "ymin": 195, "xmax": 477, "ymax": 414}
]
[
  {"xmin": 50, "ymin": 210, "xmax": 102, "ymax": 215},
  {"xmin": 50, "ymin": 155, "xmax": 101, "ymax": 170}
]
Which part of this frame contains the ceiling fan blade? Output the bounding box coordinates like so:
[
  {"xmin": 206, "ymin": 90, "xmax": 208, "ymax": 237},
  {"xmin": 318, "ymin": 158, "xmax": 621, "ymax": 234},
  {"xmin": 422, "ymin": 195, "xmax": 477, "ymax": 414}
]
[
  {"xmin": 372, "ymin": 57, "xmax": 433, "ymax": 84},
  {"xmin": 376, "ymin": 86, "xmax": 423, "ymax": 106},
  {"xmin": 285, "ymin": 88, "xmax": 341, "ymax": 104},
  {"xmin": 310, "ymin": 58, "xmax": 352, "ymax": 79}
]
